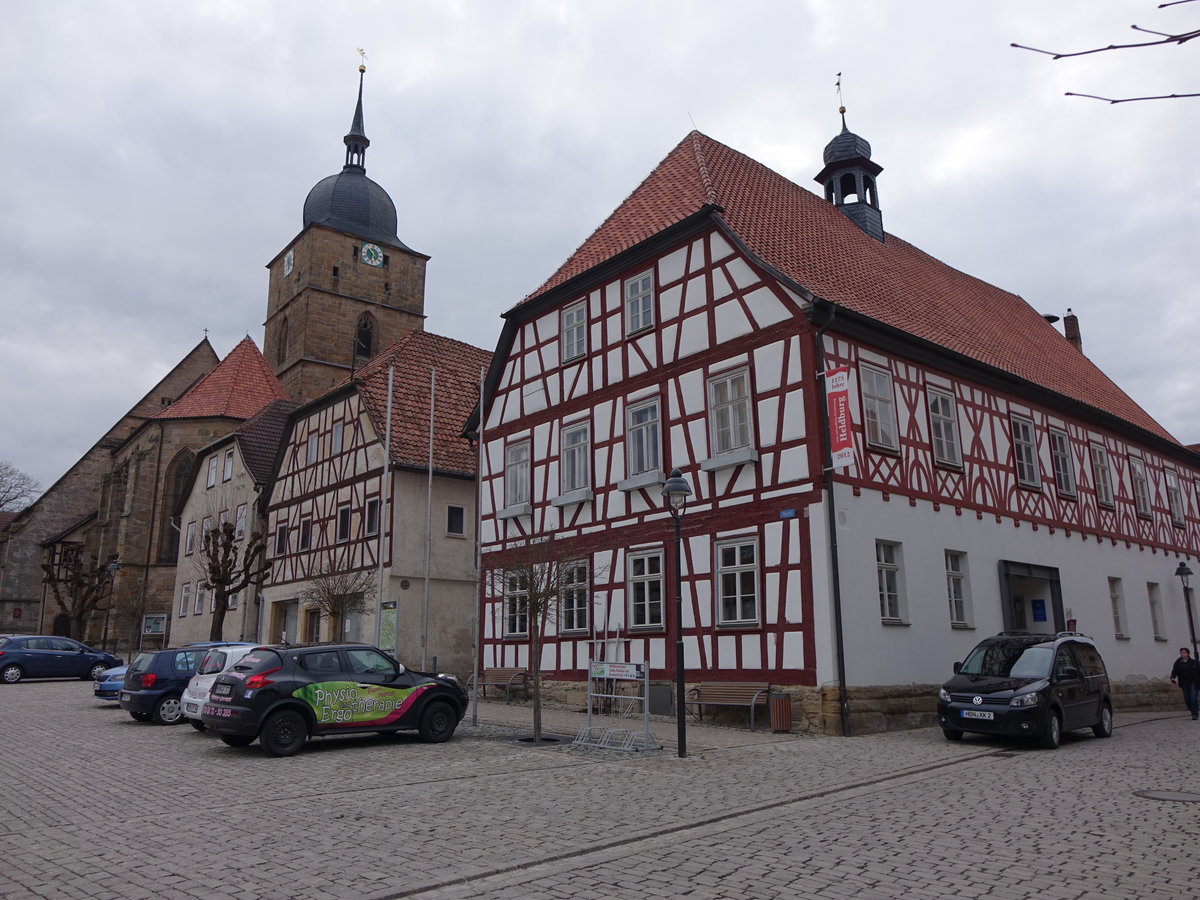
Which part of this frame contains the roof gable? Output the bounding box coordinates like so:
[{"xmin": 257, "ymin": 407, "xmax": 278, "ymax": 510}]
[
  {"xmin": 154, "ymin": 337, "xmax": 290, "ymax": 422},
  {"xmin": 524, "ymin": 131, "xmax": 1173, "ymax": 444}
]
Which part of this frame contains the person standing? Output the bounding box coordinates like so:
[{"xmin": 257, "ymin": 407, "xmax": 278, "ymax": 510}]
[{"xmin": 1170, "ymin": 648, "xmax": 1200, "ymax": 720}]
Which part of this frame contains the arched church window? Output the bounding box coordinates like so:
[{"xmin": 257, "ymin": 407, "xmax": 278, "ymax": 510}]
[
  {"xmin": 277, "ymin": 318, "xmax": 289, "ymax": 366},
  {"xmin": 355, "ymin": 313, "xmax": 376, "ymax": 360},
  {"xmin": 157, "ymin": 449, "xmax": 194, "ymax": 563}
]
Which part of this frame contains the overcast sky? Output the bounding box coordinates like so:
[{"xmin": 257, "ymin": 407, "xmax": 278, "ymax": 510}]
[{"xmin": 2, "ymin": 1, "xmax": 1197, "ymax": 495}]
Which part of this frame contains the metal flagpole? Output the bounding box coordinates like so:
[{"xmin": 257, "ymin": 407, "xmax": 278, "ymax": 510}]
[
  {"xmin": 421, "ymin": 368, "xmax": 435, "ymax": 670},
  {"xmin": 375, "ymin": 365, "xmax": 394, "ymax": 649}
]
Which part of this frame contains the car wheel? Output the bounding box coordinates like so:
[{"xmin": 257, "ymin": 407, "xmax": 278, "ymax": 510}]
[
  {"xmin": 152, "ymin": 695, "xmax": 184, "ymax": 726},
  {"xmin": 1, "ymin": 664, "xmax": 23, "ymax": 684},
  {"xmin": 942, "ymin": 728, "xmax": 963, "ymax": 741},
  {"xmin": 260, "ymin": 710, "xmax": 307, "ymax": 757},
  {"xmin": 418, "ymin": 701, "xmax": 457, "ymax": 743},
  {"xmin": 1039, "ymin": 709, "xmax": 1062, "ymax": 749},
  {"xmin": 1092, "ymin": 703, "xmax": 1113, "ymax": 739},
  {"xmin": 189, "ymin": 719, "xmax": 207, "ymax": 732},
  {"xmin": 219, "ymin": 734, "xmax": 255, "ymax": 748},
  {"xmin": 129, "ymin": 711, "xmax": 153, "ymax": 722},
  {"xmin": 87, "ymin": 663, "xmax": 110, "ymax": 681}
]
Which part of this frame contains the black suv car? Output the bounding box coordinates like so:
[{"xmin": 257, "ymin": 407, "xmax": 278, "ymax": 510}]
[
  {"xmin": 120, "ymin": 642, "xmax": 246, "ymax": 725},
  {"xmin": 200, "ymin": 643, "xmax": 468, "ymax": 757},
  {"xmin": 937, "ymin": 632, "xmax": 1113, "ymax": 749}
]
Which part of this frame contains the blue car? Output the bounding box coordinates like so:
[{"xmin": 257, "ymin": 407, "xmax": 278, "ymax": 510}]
[
  {"xmin": 0, "ymin": 635, "xmax": 122, "ymax": 684},
  {"xmin": 93, "ymin": 665, "xmax": 129, "ymax": 701}
]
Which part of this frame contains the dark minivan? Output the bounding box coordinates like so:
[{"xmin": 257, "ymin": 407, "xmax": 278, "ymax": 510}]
[{"xmin": 937, "ymin": 632, "xmax": 1113, "ymax": 749}]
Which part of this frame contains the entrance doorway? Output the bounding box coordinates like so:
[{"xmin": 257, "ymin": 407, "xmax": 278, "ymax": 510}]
[
  {"xmin": 269, "ymin": 599, "xmax": 298, "ymax": 643},
  {"xmin": 998, "ymin": 560, "xmax": 1063, "ymax": 634}
]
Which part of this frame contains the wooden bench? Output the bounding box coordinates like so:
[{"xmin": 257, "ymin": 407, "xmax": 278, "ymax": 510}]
[
  {"xmin": 686, "ymin": 682, "xmax": 771, "ymax": 731},
  {"xmin": 467, "ymin": 667, "xmax": 529, "ymax": 703}
]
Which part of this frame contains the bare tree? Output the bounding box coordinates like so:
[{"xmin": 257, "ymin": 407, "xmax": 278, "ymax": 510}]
[
  {"xmin": 1014, "ymin": 1, "xmax": 1200, "ymax": 103},
  {"xmin": 298, "ymin": 563, "xmax": 376, "ymax": 642},
  {"xmin": 196, "ymin": 520, "xmax": 268, "ymax": 641},
  {"xmin": 488, "ymin": 533, "xmax": 593, "ymax": 743},
  {"xmin": 42, "ymin": 550, "xmax": 117, "ymax": 640},
  {"xmin": 0, "ymin": 460, "xmax": 40, "ymax": 512}
]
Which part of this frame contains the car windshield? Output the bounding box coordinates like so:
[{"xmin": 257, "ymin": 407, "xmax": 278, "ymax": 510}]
[
  {"xmin": 960, "ymin": 643, "xmax": 1053, "ymax": 679},
  {"xmin": 128, "ymin": 652, "xmax": 155, "ymax": 675},
  {"xmin": 0, "ymin": 637, "xmax": 11, "ymax": 649}
]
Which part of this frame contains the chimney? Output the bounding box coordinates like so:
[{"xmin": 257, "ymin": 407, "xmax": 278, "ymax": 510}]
[{"xmin": 1063, "ymin": 308, "xmax": 1082, "ymax": 353}]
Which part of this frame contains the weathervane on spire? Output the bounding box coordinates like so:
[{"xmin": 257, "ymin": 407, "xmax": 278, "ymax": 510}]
[
  {"xmin": 356, "ymin": 47, "xmax": 367, "ymax": 72},
  {"xmin": 835, "ymin": 72, "xmax": 847, "ymax": 125}
]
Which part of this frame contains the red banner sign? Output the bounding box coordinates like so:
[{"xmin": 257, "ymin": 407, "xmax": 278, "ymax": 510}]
[{"xmin": 825, "ymin": 366, "xmax": 853, "ymax": 469}]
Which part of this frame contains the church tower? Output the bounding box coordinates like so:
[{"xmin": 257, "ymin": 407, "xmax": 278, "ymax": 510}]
[
  {"xmin": 814, "ymin": 108, "xmax": 885, "ymax": 242},
  {"xmin": 263, "ymin": 64, "xmax": 428, "ymax": 403}
]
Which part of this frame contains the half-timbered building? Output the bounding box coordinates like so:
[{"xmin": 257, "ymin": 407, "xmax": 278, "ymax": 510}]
[
  {"xmin": 263, "ymin": 329, "xmax": 490, "ymax": 678},
  {"xmin": 475, "ymin": 123, "xmax": 1200, "ymax": 733}
]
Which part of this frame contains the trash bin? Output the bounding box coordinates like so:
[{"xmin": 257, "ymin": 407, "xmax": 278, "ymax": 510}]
[{"xmin": 769, "ymin": 692, "xmax": 792, "ymax": 733}]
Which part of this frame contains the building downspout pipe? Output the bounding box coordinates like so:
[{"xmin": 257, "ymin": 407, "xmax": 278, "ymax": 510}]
[{"xmin": 814, "ymin": 302, "xmax": 852, "ymax": 737}]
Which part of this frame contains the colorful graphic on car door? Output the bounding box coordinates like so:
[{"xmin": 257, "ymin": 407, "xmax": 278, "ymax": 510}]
[{"xmin": 293, "ymin": 681, "xmax": 431, "ymax": 727}]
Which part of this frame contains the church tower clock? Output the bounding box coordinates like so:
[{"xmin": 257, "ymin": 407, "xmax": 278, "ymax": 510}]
[{"xmin": 263, "ymin": 64, "xmax": 428, "ymax": 403}]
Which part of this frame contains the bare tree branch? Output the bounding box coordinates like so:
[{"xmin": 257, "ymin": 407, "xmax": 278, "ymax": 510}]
[
  {"xmin": 195, "ymin": 520, "xmax": 268, "ymax": 641},
  {"xmin": 0, "ymin": 460, "xmax": 40, "ymax": 512},
  {"xmin": 42, "ymin": 550, "xmax": 117, "ymax": 640},
  {"xmin": 298, "ymin": 562, "xmax": 376, "ymax": 643}
]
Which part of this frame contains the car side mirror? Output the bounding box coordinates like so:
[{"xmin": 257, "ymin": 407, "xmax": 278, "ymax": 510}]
[{"xmin": 952, "ymin": 662, "xmax": 962, "ymax": 674}]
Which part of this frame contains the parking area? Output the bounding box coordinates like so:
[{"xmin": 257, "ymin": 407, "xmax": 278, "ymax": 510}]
[{"xmin": 3, "ymin": 679, "xmax": 1200, "ymax": 899}]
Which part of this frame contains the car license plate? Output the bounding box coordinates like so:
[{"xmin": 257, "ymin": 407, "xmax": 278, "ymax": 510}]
[
  {"xmin": 119, "ymin": 692, "xmax": 130, "ymax": 702},
  {"xmin": 962, "ymin": 710, "xmax": 993, "ymax": 720},
  {"xmin": 213, "ymin": 683, "xmax": 232, "ymax": 696}
]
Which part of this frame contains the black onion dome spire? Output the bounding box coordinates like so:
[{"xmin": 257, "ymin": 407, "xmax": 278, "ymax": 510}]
[
  {"xmin": 822, "ymin": 110, "xmax": 873, "ymax": 166},
  {"xmin": 814, "ymin": 105, "xmax": 885, "ymax": 242},
  {"xmin": 302, "ymin": 64, "xmax": 411, "ymax": 250}
]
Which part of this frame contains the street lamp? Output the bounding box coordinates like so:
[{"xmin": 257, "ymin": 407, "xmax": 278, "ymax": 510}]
[
  {"xmin": 1175, "ymin": 561, "xmax": 1198, "ymax": 658},
  {"xmin": 102, "ymin": 558, "xmax": 120, "ymax": 653},
  {"xmin": 662, "ymin": 468, "xmax": 692, "ymax": 759}
]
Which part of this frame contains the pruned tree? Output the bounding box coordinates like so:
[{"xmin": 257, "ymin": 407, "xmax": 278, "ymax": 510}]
[
  {"xmin": 1014, "ymin": 0, "xmax": 1200, "ymax": 103},
  {"xmin": 488, "ymin": 533, "xmax": 594, "ymax": 743},
  {"xmin": 0, "ymin": 460, "xmax": 40, "ymax": 512},
  {"xmin": 196, "ymin": 520, "xmax": 268, "ymax": 641},
  {"xmin": 298, "ymin": 563, "xmax": 376, "ymax": 642},
  {"xmin": 42, "ymin": 550, "xmax": 117, "ymax": 640}
]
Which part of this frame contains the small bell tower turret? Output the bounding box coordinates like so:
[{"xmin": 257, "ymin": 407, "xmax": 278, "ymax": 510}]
[{"xmin": 814, "ymin": 106, "xmax": 885, "ymax": 242}]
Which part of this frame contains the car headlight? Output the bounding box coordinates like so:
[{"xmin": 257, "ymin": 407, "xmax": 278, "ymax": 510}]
[
  {"xmin": 1009, "ymin": 692, "xmax": 1040, "ymax": 708},
  {"xmin": 938, "ymin": 688, "xmax": 951, "ymax": 703}
]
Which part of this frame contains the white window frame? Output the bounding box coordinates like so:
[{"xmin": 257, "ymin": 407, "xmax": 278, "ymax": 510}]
[
  {"xmin": 274, "ymin": 523, "xmax": 288, "ymax": 556},
  {"xmin": 306, "ymin": 433, "xmax": 318, "ymax": 465},
  {"xmin": 504, "ymin": 441, "xmax": 531, "ymax": 510},
  {"xmin": 1011, "ymin": 415, "xmax": 1040, "ymax": 488},
  {"xmin": 927, "ymin": 388, "xmax": 961, "ymax": 467},
  {"xmin": 945, "ymin": 550, "xmax": 971, "ymax": 627},
  {"xmin": 205, "ymin": 456, "xmax": 218, "ymax": 489},
  {"xmin": 332, "ymin": 422, "xmax": 345, "ymax": 455},
  {"xmin": 876, "ymin": 540, "xmax": 906, "ymax": 623},
  {"xmin": 298, "ymin": 518, "xmax": 312, "ymax": 551},
  {"xmin": 1130, "ymin": 457, "xmax": 1151, "ymax": 518},
  {"xmin": 1148, "ymin": 582, "xmax": 1166, "ymax": 640},
  {"xmin": 1091, "ymin": 443, "xmax": 1114, "ymax": 508},
  {"xmin": 228, "ymin": 591, "xmax": 239, "ymax": 611},
  {"xmin": 193, "ymin": 585, "xmax": 205, "ymax": 615},
  {"xmin": 184, "ymin": 522, "xmax": 196, "ymax": 556},
  {"xmin": 560, "ymin": 422, "xmax": 590, "ymax": 495},
  {"xmin": 222, "ymin": 448, "xmax": 235, "ymax": 482},
  {"xmin": 624, "ymin": 270, "xmax": 654, "ymax": 335},
  {"xmin": 446, "ymin": 504, "xmax": 465, "ymax": 537},
  {"xmin": 201, "ymin": 516, "xmax": 214, "ymax": 547},
  {"xmin": 1109, "ymin": 576, "xmax": 1128, "ymax": 639},
  {"xmin": 715, "ymin": 539, "xmax": 759, "ymax": 626},
  {"xmin": 708, "ymin": 368, "xmax": 752, "ymax": 456},
  {"xmin": 365, "ymin": 498, "xmax": 380, "ymax": 537},
  {"xmin": 560, "ymin": 299, "xmax": 587, "ymax": 362},
  {"xmin": 628, "ymin": 550, "xmax": 664, "ymax": 629},
  {"xmin": 1049, "ymin": 428, "xmax": 1076, "ymax": 498},
  {"xmin": 1166, "ymin": 470, "xmax": 1184, "ymax": 526},
  {"xmin": 504, "ymin": 571, "xmax": 529, "ymax": 637},
  {"xmin": 234, "ymin": 504, "xmax": 246, "ymax": 540},
  {"xmin": 560, "ymin": 560, "xmax": 589, "ymax": 634},
  {"xmin": 179, "ymin": 583, "xmax": 191, "ymax": 617},
  {"xmin": 626, "ymin": 399, "xmax": 661, "ymax": 477},
  {"xmin": 860, "ymin": 364, "xmax": 898, "ymax": 451},
  {"xmin": 336, "ymin": 504, "xmax": 351, "ymax": 543}
]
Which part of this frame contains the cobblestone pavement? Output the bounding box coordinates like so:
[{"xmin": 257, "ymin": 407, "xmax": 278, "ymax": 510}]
[{"xmin": 2, "ymin": 680, "xmax": 1199, "ymax": 899}]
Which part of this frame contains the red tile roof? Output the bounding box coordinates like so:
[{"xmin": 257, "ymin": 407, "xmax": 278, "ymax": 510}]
[
  {"xmin": 524, "ymin": 131, "xmax": 1173, "ymax": 444},
  {"xmin": 355, "ymin": 331, "xmax": 491, "ymax": 475},
  {"xmin": 154, "ymin": 337, "xmax": 290, "ymax": 422}
]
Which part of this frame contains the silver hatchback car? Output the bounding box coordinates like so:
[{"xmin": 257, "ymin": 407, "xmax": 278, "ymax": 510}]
[{"xmin": 181, "ymin": 643, "xmax": 259, "ymax": 731}]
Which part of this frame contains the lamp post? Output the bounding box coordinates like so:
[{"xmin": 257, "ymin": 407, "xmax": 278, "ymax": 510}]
[
  {"xmin": 1175, "ymin": 561, "xmax": 1198, "ymax": 659},
  {"xmin": 662, "ymin": 468, "xmax": 692, "ymax": 759},
  {"xmin": 102, "ymin": 558, "xmax": 120, "ymax": 653}
]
